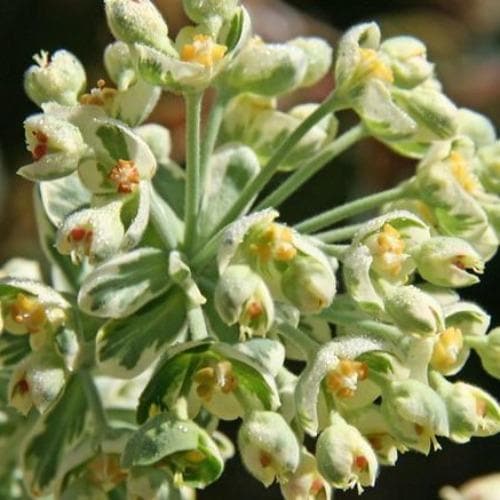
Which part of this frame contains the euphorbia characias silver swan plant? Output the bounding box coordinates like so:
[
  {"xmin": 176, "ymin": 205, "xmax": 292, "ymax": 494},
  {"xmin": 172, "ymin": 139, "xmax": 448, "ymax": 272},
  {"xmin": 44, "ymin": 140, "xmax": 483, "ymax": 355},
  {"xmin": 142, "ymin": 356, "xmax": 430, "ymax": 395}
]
[{"xmin": 1, "ymin": 0, "xmax": 499, "ymax": 498}]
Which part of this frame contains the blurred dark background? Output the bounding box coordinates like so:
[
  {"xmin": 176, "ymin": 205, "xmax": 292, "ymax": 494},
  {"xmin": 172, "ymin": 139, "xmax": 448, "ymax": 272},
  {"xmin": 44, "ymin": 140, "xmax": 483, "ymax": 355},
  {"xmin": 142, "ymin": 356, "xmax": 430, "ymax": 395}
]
[{"xmin": 1, "ymin": 1, "xmax": 499, "ymax": 499}]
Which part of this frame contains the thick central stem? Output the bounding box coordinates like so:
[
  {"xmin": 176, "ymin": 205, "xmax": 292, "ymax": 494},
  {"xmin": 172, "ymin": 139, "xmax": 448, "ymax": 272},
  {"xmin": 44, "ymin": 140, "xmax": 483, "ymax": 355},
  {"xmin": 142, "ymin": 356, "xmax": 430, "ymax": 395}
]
[{"xmin": 184, "ymin": 91, "xmax": 204, "ymax": 253}]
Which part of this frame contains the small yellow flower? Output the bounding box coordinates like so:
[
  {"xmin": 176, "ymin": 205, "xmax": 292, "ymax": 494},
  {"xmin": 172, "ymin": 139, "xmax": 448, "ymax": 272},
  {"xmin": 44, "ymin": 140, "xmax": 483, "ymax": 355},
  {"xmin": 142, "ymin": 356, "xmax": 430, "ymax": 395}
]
[
  {"xmin": 108, "ymin": 159, "xmax": 140, "ymax": 194},
  {"xmin": 181, "ymin": 34, "xmax": 227, "ymax": 68},
  {"xmin": 9, "ymin": 293, "xmax": 47, "ymax": 334},
  {"xmin": 250, "ymin": 223, "xmax": 297, "ymax": 262},
  {"xmin": 431, "ymin": 327, "xmax": 464, "ymax": 372},
  {"xmin": 449, "ymin": 151, "xmax": 480, "ymax": 194},
  {"xmin": 357, "ymin": 48, "xmax": 394, "ymax": 83},
  {"xmin": 193, "ymin": 360, "xmax": 238, "ymax": 402},
  {"xmin": 326, "ymin": 359, "xmax": 369, "ymax": 398}
]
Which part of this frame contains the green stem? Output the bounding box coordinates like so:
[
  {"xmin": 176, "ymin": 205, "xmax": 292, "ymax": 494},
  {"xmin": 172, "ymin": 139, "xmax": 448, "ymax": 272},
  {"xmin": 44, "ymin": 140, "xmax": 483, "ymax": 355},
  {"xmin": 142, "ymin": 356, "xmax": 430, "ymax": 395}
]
[
  {"xmin": 321, "ymin": 309, "xmax": 402, "ymax": 343},
  {"xmin": 204, "ymin": 92, "xmax": 344, "ymax": 242},
  {"xmin": 276, "ymin": 322, "xmax": 320, "ymax": 360},
  {"xmin": 315, "ymin": 242, "xmax": 349, "ymax": 259},
  {"xmin": 150, "ymin": 187, "xmax": 182, "ymax": 249},
  {"xmin": 314, "ymin": 223, "xmax": 364, "ymax": 243},
  {"xmin": 200, "ymin": 90, "xmax": 230, "ymax": 192},
  {"xmin": 256, "ymin": 124, "xmax": 367, "ymax": 210},
  {"xmin": 295, "ymin": 182, "xmax": 410, "ymax": 234},
  {"xmin": 463, "ymin": 335, "xmax": 487, "ymax": 349},
  {"xmin": 184, "ymin": 92, "xmax": 204, "ymax": 252},
  {"xmin": 80, "ymin": 370, "xmax": 109, "ymax": 442},
  {"xmin": 188, "ymin": 305, "xmax": 209, "ymax": 340},
  {"xmin": 191, "ymin": 226, "xmax": 225, "ymax": 272}
]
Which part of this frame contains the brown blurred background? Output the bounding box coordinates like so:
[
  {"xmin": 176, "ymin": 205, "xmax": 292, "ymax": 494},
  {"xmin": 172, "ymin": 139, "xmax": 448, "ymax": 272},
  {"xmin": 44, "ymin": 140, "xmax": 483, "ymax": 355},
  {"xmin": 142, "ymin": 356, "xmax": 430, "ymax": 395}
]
[{"xmin": 1, "ymin": 1, "xmax": 500, "ymax": 498}]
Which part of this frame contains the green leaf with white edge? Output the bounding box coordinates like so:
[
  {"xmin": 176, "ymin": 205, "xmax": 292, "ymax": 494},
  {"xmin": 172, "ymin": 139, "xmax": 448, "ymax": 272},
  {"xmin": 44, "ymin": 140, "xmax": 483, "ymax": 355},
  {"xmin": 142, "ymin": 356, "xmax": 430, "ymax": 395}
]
[
  {"xmin": 78, "ymin": 247, "xmax": 170, "ymax": 318},
  {"xmin": 200, "ymin": 144, "xmax": 260, "ymax": 236},
  {"xmin": 39, "ymin": 172, "xmax": 91, "ymax": 227},
  {"xmin": 0, "ymin": 334, "xmax": 30, "ymax": 367},
  {"xmin": 203, "ymin": 287, "xmax": 239, "ymax": 344},
  {"xmin": 153, "ymin": 161, "xmax": 185, "ymax": 218},
  {"xmin": 122, "ymin": 413, "xmax": 224, "ymax": 488},
  {"xmin": 169, "ymin": 251, "xmax": 206, "ymax": 307},
  {"xmin": 22, "ymin": 374, "xmax": 91, "ymax": 497},
  {"xmin": 295, "ymin": 337, "xmax": 384, "ymax": 436},
  {"xmin": 96, "ymin": 286, "xmax": 187, "ymax": 378}
]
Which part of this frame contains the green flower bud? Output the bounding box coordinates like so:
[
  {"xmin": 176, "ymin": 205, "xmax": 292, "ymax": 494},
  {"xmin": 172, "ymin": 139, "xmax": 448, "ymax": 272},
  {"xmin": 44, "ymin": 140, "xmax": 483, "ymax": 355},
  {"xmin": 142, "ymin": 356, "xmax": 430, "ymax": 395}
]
[
  {"xmin": 223, "ymin": 37, "xmax": 307, "ymax": 96},
  {"xmin": 104, "ymin": 0, "xmax": 171, "ymax": 54},
  {"xmin": 467, "ymin": 327, "xmax": 500, "ymax": 379},
  {"xmin": 281, "ymin": 254, "xmax": 336, "ymax": 315},
  {"xmin": 280, "ymin": 449, "xmax": 331, "ymax": 500},
  {"xmin": 456, "ymin": 108, "xmax": 496, "ymax": 148},
  {"xmin": 24, "ymin": 50, "xmax": 86, "ymax": 107},
  {"xmin": 380, "ymin": 36, "xmax": 434, "ymax": 88},
  {"xmin": 8, "ymin": 351, "xmax": 66, "ymax": 416},
  {"xmin": 478, "ymin": 141, "xmax": 500, "ymax": 195},
  {"xmin": 127, "ymin": 467, "xmax": 189, "ymax": 500},
  {"xmin": 382, "ymin": 379, "xmax": 449, "ymax": 454},
  {"xmin": 19, "ymin": 113, "xmax": 87, "ymax": 181},
  {"xmin": 183, "ymin": 0, "xmax": 239, "ymax": 24},
  {"xmin": 384, "ymin": 285, "xmax": 444, "ymax": 336},
  {"xmin": 440, "ymin": 474, "xmax": 500, "ymax": 500},
  {"xmin": 104, "ymin": 41, "xmax": 137, "ymax": 91},
  {"xmin": 238, "ymin": 411, "xmax": 300, "ymax": 487},
  {"xmin": 215, "ymin": 264, "xmax": 274, "ymax": 338},
  {"xmin": 135, "ymin": 124, "xmax": 172, "ymax": 165},
  {"xmin": 288, "ymin": 37, "xmax": 333, "ymax": 88},
  {"xmin": 56, "ymin": 201, "xmax": 125, "ymax": 264},
  {"xmin": 413, "ymin": 236, "xmax": 484, "ymax": 288},
  {"xmin": 430, "ymin": 372, "xmax": 500, "ymax": 444},
  {"xmin": 316, "ymin": 413, "xmax": 378, "ymax": 493}
]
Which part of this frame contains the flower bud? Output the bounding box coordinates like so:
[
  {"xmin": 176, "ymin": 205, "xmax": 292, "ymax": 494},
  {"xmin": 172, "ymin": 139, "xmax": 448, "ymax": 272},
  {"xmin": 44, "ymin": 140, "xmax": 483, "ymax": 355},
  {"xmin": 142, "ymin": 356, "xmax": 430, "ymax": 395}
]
[
  {"xmin": 456, "ymin": 108, "xmax": 496, "ymax": 148},
  {"xmin": 478, "ymin": 141, "xmax": 500, "ymax": 195},
  {"xmin": 288, "ymin": 37, "xmax": 333, "ymax": 88},
  {"xmin": 104, "ymin": 41, "xmax": 137, "ymax": 90},
  {"xmin": 183, "ymin": 0, "xmax": 239, "ymax": 23},
  {"xmin": 281, "ymin": 255, "xmax": 336, "ymax": 315},
  {"xmin": 127, "ymin": 467, "xmax": 189, "ymax": 500},
  {"xmin": 380, "ymin": 36, "xmax": 434, "ymax": 89},
  {"xmin": 56, "ymin": 201, "xmax": 125, "ymax": 264},
  {"xmin": 384, "ymin": 285, "xmax": 444, "ymax": 336},
  {"xmin": 238, "ymin": 411, "xmax": 300, "ymax": 487},
  {"xmin": 223, "ymin": 37, "xmax": 307, "ymax": 96},
  {"xmin": 8, "ymin": 351, "xmax": 66, "ymax": 415},
  {"xmin": 382, "ymin": 379, "xmax": 449, "ymax": 453},
  {"xmin": 19, "ymin": 114, "xmax": 87, "ymax": 181},
  {"xmin": 467, "ymin": 327, "xmax": 500, "ymax": 379},
  {"xmin": 316, "ymin": 413, "xmax": 378, "ymax": 493},
  {"xmin": 135, "ymin": 123, "xmax": 172, "ymax": 165},
  {"xmin": 24, "ymin": 50, "xmax": 86, "ymax": 107},
  {"xmin": 414, "ymin": 236, "xmax": 484, "ymax": 288},
  {"xmin": 215, "ymin": 265, "xmax": 274, "ymax": 338},
  {"xmin": 430, "ymin": 372, "xmax": 500, "ymax": 444},
  {"xmin": 280, "ymin": 449, "xmax": 331, "ymax": 500},
  {"xmin": 104, "ymin": 0, "xmax": 171, "ymax": 54}
]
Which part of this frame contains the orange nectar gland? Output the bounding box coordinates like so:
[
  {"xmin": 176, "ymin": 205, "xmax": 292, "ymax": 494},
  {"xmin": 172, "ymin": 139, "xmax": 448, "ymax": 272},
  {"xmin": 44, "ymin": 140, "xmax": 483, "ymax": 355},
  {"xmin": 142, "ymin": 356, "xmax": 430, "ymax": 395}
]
[
  {"xmin": 193, "ymin": 360, "xmax": 238, "ymax": 402},
  {"xmin": 326, "ymin": 359, "xmax": 368, "ymax": 398},
  {"xmin": 310, "ymin": 476, "xmax": 326, "ymax": 497},
  {"xmin": 250, "ymin": 224, "xmax": 297, "ymax": 263},
  {"xmin": 431, "ymin": 327, "xmax": 464, "ymax": 371},
  {"xmin": 353, "ymin": 455, "xmax": 369, "ymax": 472},
  {"xmin": 357, "ymin": 48, "xmax": 394, "ymax": 83},
  {"xmin": 68, "ymin": 226, "xmax": 93, "ymax": 256},
  {"xmin": 449, "ymin": 151, "xmax": 480, "ymax": 194},
  {"xmin": 31, "ymin": 130, "xmax": 49, "ymax": 160},
  {"xmin": 12, "ymin": 377, "xmax": 30, "ymax": 397},
  {"xmin": 80, "ymin": 79, "xmax": 117, "ymax": 107},
  {"xmin": 181, "ymin": 34, "xmax": 227, "ymax": 68},
  {"xmin": 87, "ymin": 454, "xmax": 128, "ymax": 488},
  {"xmin": 375, "ymin": 223, "xmax": 405, "ymax": 276},
  {"xmin": 10, "ymin": 293, "xmax": 47, "ymax": 334},
  {"xmin": 108, "ymin": 159, "xmax": 140, "ymax": 194}
]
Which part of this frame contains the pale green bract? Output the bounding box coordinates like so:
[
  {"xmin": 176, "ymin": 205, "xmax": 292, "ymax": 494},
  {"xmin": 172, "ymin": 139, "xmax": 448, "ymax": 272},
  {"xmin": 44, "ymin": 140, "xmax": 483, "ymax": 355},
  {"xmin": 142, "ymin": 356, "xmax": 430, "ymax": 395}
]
[{"xmin": 1, "ymin": 1, "xmax": 499, "ymax": 498}]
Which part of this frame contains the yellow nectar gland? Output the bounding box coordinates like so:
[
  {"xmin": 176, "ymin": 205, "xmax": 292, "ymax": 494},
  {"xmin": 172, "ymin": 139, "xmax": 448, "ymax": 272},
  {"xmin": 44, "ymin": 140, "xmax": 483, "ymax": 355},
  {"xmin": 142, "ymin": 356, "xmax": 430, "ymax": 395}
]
[
  {"xmin": 449, "ymin": 151, "xmax": 480, "ymax": 194},
  {"xmin": 10, "ymin": 293, "xmax": 47, "ymax": 334},
  {"xmin": 183, "ymin": 450, "xmax": 206, "ymax": 464},
  {"xmin": 80, "ymin": 79, "xmax": 117, "ymax": 107},
  {"xmin": 108, "ymin": 159, "xmax": 140, "ymax": 194},
  {"xmin": 431, "ymin": 326, "xmax": 464, "ymax": 372},
  {"xmin": 358, "ymin": 48, "xmax": 394, "ymax": 83},
  {"xmin": 181, "ymin": 34, "xmax": 227, "ymax": 68},
  {"xmin": 374, "ymin": 223, "xmax": 405, "ymax": 277},
  {"xmin": 193, "ymin": 360, "xmax": 238, "ymax": 402},
  {"xmin": 250, "ymin": 224, "xmax": 297, "ymax": 263},
  {"xmin": 326, "ymin": 359, "xmax": 368, "ymax": 398}
]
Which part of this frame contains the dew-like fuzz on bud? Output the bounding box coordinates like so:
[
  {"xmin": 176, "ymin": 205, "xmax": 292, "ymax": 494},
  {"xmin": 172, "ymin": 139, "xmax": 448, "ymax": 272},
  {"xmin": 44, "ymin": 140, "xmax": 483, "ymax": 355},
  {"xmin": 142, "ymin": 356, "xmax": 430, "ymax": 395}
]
[
  {"xmin": 431, "ymin": 327, "xmax": 463, "ymax": 372},
  {"xmin": 181, "ymin": 35, "xmax": 227, "ymax": 68},
  {"xmin": 326, "ymin": 359, "xmax": 368, "ymax": 398},
  {"xmin": 10, "ymin": 293, "xmax": 47, "ymax": 334},
  {"xmin": 194, "ymin": 360, "xmax": 238, "ymax": 402}
]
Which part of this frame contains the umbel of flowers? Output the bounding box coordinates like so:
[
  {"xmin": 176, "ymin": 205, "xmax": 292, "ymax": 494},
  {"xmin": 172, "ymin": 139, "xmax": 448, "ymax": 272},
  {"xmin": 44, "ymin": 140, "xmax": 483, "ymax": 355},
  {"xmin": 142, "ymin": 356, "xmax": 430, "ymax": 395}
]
[{"xmin": 0, "ymin": 0, "xmax": 499, "ymax": 498}]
